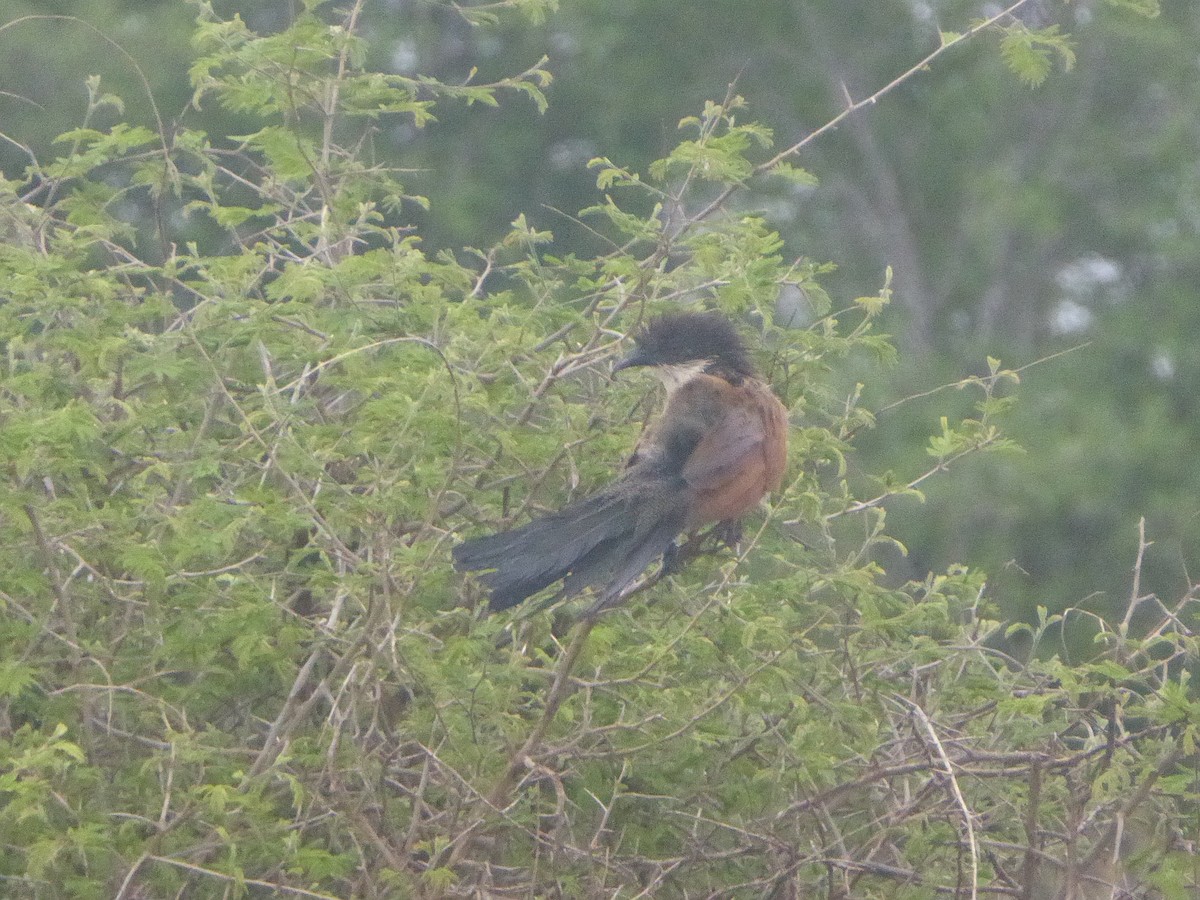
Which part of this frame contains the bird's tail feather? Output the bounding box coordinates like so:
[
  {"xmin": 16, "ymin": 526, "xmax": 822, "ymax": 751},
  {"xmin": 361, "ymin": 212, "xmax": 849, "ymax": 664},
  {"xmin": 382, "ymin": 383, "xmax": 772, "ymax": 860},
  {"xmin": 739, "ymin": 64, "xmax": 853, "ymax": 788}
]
[{"xmin": 453, "ymin": 485, "xmax": 683, "ymax": 611}]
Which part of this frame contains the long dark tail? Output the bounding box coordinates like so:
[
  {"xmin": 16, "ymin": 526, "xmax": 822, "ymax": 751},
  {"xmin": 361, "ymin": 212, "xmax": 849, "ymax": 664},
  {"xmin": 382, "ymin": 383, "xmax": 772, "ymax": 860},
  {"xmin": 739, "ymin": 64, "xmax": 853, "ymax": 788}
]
[{"xmin": 452, "ymin": 484, "xmax": 685, "ymax": 611}]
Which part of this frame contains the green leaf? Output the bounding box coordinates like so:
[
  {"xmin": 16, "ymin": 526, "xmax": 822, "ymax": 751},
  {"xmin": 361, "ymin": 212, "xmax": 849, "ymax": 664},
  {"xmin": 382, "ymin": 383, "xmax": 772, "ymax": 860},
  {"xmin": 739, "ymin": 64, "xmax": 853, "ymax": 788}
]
[
  {"xmin": 999, "ymin": 24, "xmax": 1076, "ymax": 87},
  {"xmin": 770, "ymin": 162, "xmax": 819, "ymax": 187}
]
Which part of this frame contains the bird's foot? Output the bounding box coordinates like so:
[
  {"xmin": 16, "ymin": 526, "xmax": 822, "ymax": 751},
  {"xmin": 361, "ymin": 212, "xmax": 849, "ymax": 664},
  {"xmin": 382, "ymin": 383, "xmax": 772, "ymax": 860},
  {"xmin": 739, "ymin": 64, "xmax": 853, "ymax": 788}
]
[{"xmin": 711, "ymin": 519, "xmax": 743, "ymax": 550}]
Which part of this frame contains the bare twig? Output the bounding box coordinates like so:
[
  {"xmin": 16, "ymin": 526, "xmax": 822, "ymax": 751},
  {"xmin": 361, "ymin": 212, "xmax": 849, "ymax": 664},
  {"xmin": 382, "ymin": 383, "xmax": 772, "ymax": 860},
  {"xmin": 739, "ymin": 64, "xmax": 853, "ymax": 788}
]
[
  {"xmin": 23, "ymin": 504, "xmax": 82, "ymax": 669},
  {"xmin": 899, "ymin": 696, "xmax": 979, "ymax": 900},
  {"xmin": 1120, "ymin": 517, "xmax": 1152, "ymax": 634},
  {"xmin": 139, "ymin": 855, "xmax": 345, "ymax": 900},
  {"xmin": 687, "ymin": 0, "xmax": 1040, "ymax": 227}
]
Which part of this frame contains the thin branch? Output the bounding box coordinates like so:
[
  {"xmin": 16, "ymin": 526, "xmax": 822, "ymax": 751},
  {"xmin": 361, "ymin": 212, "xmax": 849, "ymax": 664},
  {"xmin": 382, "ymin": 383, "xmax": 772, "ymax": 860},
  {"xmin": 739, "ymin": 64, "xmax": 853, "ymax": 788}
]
[
  {"xmin": 688, "ymin": 0, "xmax": 1039, "ymax": 226},
  {"xmin": 1120, "ymin": 517, "xmax": 1151, "ymax": 634},
  {"xmin": 874, "ymin": 341, "xmax": 1091, "ymax": 418},
  {"xmin": 23, "ymin": 504, "xmax": 82, "ymax": 669},
  {"xmin": 899, "ymin": 696, "xmax": 979, "ymax": 900},
  {"xmin": 437, "ymin": 617, "xmax": 599, "ymax": 872},
  {"xmin": 140, "ymin": 855, "xmax": 344, "ymax": 900},
  {"xmin": 489, "ymin": 617, "xmax": 596, "ymax": 809}
]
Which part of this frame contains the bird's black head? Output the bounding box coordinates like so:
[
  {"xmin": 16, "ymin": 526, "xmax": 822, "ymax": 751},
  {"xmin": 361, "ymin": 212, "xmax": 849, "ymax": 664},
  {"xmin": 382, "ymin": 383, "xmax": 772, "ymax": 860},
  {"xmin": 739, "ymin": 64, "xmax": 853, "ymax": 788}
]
[{"xmin": 614, "ymin": 311, "xmax": 754, "ymax": 379}]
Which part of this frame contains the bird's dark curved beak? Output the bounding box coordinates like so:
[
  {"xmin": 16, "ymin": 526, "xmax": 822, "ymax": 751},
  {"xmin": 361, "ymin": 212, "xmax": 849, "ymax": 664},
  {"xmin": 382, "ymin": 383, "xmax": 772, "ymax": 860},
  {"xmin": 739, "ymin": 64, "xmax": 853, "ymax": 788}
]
[{"xmin": 613, "ymin": 348, "xmax": 650, "ymax": 374}]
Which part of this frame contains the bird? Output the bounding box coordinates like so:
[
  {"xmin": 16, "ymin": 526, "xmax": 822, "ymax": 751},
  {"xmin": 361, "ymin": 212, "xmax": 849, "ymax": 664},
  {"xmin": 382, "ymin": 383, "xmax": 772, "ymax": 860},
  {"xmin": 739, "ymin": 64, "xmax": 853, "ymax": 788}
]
[{"xmin": 452, "ymin": 311, "xmax": 789, "ymax": 615}]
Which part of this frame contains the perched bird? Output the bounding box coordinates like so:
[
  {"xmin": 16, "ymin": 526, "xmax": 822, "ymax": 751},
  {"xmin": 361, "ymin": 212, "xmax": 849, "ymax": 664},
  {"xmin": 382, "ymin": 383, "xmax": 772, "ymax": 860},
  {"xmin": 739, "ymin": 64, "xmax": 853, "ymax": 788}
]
[{"xmin": 453, "ymin": 311, "xmax": 789, "ymax": 614}]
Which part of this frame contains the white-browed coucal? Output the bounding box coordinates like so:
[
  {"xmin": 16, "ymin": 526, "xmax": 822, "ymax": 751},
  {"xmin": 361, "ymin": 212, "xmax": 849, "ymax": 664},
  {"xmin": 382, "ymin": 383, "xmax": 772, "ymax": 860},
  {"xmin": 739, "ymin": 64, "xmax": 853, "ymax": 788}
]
[{"xmin": 453, "ymin": 311, "xmax": 788, "ymax": 614}]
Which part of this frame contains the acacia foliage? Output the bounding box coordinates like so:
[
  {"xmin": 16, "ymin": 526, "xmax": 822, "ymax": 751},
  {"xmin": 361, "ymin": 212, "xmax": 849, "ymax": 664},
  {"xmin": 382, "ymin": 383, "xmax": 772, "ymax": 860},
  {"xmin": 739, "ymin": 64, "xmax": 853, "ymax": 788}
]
[{"xmin": 0, "ymin": 2, "xmax": 1197, "ymax": 897}]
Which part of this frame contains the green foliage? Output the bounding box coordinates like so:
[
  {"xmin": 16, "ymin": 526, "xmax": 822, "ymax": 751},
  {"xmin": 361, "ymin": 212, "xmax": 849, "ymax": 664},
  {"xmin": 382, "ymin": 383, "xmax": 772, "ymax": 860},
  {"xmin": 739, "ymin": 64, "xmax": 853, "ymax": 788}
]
[
  {"xmin": 0, "ymin": 2, "xmax": 1196, "ymax": 898},
  {"xmin": 998, "ymin": 23, "xmax": 1076, "ymax": 87}
]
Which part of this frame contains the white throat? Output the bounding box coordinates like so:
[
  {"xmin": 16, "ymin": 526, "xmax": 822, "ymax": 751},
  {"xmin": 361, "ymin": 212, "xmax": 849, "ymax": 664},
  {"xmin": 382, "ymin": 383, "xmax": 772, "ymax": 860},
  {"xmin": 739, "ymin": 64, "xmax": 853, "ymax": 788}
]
[{"xmin": 655, "ymin": 360, "xmax": 711, "ymax": 395}]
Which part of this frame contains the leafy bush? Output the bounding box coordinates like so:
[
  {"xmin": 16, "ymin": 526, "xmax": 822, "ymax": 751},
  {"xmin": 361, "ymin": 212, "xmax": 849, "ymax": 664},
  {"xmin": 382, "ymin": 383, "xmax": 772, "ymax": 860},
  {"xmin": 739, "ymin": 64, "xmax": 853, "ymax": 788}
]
[{"xmin": 0, "ymin": 2, "xmax": 1195, "ymax": 897}]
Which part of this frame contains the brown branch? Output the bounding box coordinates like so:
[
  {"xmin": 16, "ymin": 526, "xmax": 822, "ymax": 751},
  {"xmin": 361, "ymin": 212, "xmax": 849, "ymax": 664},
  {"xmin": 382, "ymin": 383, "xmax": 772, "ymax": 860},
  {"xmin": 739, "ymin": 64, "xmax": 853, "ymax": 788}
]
[
  {"xmin": 901, "ymin": 696, "xmax": 979, "ymax": 900},
  {"xmin": 136, "ymin": 855, "xmax": 344, "ymax": 900},
  {"xmin": 24, "ymin": 503, "xmax": 82, "ymax": 670},
  {"xmin": 436, "ymin": 617, "xmax": 598, "ymax": 874},
  {"xmin": 488, "ymin": 617, "xmax": 596, "ymax": 808},
  {"xmin": 1021, "ymin": 761, "xmax": 1041, "ymax": 900},
  {"xmin": 1078, "ymin": 748, "xmax": 1183, "ymax": 872}
]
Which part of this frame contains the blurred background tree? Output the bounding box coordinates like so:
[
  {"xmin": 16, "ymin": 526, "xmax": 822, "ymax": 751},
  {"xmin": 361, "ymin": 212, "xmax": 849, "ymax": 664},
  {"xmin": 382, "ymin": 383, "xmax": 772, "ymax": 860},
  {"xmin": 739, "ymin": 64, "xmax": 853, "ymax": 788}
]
[{"xmin": 4, "ymin": 0, "xmax": 1196, "ymax": 625}]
